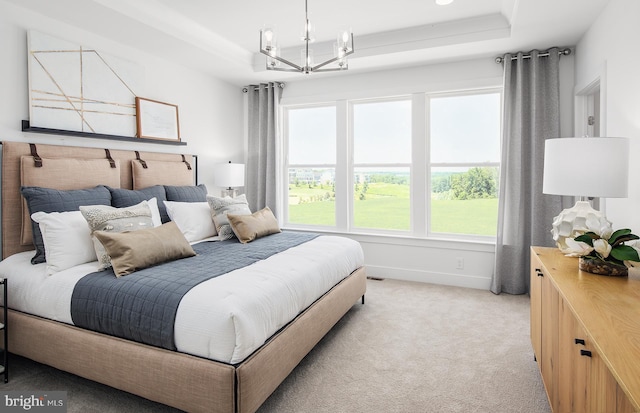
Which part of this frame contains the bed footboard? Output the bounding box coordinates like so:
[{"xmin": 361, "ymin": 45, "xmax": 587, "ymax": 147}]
[
  {"xmin": 6, "ymin": 309, "xmax": 236, "ymax": 413},
  {"xmin": 236, "ymin": 266, "xmax": 367, "ymax": 413},
  {"xmin": 2, "ymin": 266, "xmax": 366, "ymax": 413}
]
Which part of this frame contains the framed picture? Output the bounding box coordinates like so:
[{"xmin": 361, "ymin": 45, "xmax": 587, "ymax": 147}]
[{"xmin": 135, "ymin": 97, "xmax": 180, "ymax": 141}]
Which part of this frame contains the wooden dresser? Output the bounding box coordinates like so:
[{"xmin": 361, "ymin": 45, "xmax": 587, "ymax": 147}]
[{"xmin": 530, "ymin": 246, "xmax": 640, "ymax": 413}]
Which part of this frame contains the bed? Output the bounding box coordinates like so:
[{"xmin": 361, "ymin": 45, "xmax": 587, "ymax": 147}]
[{"xmin": 0, "ymin": 141, "xmax": 366, "ymax": 413}]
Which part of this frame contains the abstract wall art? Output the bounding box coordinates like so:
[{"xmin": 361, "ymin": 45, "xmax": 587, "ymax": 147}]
[{"xmin": 27, "ymin": 30, "xmax": 143, "ymax": 137}]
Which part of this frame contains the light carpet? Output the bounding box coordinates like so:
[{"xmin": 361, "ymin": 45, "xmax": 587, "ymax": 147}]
[{"xmin": 1, "ymin": 279, "xmax": 550, "ymax": 412}]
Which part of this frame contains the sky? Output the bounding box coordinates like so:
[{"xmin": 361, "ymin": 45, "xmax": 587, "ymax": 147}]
[
  {"xmin": 430, "ymin": 93, "xmax": 501, "ymax": 164},
  {"xmin": 288, "ymin": 106, "xmax": 336, "ymax": 164},
  {"xmin": 287, "ymin": 92, "xmax": 501, "ymax": 166}
]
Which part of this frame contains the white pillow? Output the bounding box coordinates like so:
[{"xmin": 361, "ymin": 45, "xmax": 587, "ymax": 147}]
[
  {"xmin": 31, "ymin": 210, "xmax": 96, "ymax": 275},
  {"xmin": 163, "ymin": 201, "xmax": 217, "ymax": 242},
  {"xmin": 146, "ymin": 197, "xmax": 162, "ymax": 227}
]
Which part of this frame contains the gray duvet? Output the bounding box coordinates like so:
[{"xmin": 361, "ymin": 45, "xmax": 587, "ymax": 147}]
[{"xmin": 70, "ymin": 231, "xmax": 317, "ymax": 350}]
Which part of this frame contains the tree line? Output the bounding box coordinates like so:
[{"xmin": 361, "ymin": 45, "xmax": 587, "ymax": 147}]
[
  {"xmin": 433, "ymin": 167, "xmax": 498, "ymax": 200},
  {"xmin": 291, "ymin": 167, "xmax": 498, "ymax": 201}
]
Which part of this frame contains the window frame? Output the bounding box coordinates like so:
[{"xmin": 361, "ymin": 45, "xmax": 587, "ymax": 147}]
[
  {"xmin": 280, "ymin": 87, "xmax": 502, "ymax": 242},
  {"xmin": 282, "ymin": 102, "xmax": 339, "ymax": 231},
  {"xmin": 349, "ymin": 96, "xmax": 413, "ymax": 234},
  {"xmin": 425, "ymin": 89, "xmax": 502, "ymax": 240}
]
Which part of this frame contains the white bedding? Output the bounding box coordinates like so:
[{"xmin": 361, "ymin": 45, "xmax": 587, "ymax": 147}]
[{"xmin": 0, "ymin": 235, "xmax": 364, "ymax": 364}]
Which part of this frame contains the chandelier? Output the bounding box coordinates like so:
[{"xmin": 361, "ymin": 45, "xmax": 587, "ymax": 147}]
[{"xmin": 259, "ymin": 0, "xmax": 355, "ymax": 74}]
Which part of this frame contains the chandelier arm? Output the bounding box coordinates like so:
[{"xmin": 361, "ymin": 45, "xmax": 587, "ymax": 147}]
[
  {"xmin": 350, "ymin": 33, "xmax": 355, "ymax": 54},
  {"xmin": 259, "ymin": 30, "xmax": 304, "ymax": 71},
  {"xmin": 311, "ymin": 33, "xmax": 355, "ymax": 71},
  {"xmin": 259, "ymin": 50, "xmax": 305, "ymax": 71},
  {"xmin": 311, "ymin": 48, "xmax": 355, "ymax": 71},
  {"xmin": 312, "ymin": 67, "xmax": 351, "ymax": 73},
  {"xmin": 266, "ymin": 66, "xmax": 305, "ymax": 73},
  {"xmin": 311, "ymin": 56, "xmax": 343, "ymax": 71}
]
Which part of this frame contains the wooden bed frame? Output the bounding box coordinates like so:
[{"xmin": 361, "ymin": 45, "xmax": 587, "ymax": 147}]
[{"xmin": 0, "ymin": 141, "xmax": 366, "ymax": 413}]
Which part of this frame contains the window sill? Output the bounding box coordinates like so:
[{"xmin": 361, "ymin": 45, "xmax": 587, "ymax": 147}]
[{"xmin": 281, "ymin": 226, "xmax": 496, "ymax": 252}]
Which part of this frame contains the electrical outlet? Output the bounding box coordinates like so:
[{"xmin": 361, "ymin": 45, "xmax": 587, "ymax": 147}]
[{"xmin": 456, "ymin": 257, "xmax": 464, "ymax": 270}]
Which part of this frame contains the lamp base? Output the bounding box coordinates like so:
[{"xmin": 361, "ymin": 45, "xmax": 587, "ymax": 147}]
[
  {"xmin": 551, "ymin": 201, "xmax": 611, "ymax": 253},
  {"xmin": 221, "ymin": 188, "xmax": 239, "ymax": 198}
]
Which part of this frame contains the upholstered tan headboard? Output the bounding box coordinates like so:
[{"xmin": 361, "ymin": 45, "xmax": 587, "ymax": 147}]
[{"xmin": 1, "ymin": 141, "xmax": 196, "ymax": 259}]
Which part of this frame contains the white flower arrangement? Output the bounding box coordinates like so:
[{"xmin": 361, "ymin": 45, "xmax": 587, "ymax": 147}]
[{"xmin": 564, "ymin": 216, "xmax": 640, "ymax": 268}]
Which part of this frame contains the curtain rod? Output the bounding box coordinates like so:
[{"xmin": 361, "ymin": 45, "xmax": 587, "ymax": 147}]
[
  {"xmin": 242, "ymin": 82, "xmax": 285, "ymax": 93},
  {"xmin": 494, "ymin": 48, "xmax": 572, "ymax": 64}
]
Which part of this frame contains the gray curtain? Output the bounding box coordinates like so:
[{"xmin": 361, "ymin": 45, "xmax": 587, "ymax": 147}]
[
  {"xmin": 491, "ymin": 48, "xmax": 566, "ymax": 295},
  {"xmin": 245, "ymin": 82, "xmax": 283, "ymax": 215}
]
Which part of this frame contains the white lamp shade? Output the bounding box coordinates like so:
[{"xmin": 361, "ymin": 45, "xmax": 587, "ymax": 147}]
[
  {"xmin": 213, "ymin": 162, "xmax": 245, "ymax": 188},
  {"xmin": 543, "ymin": 137, "xmax": 629, "ymax": 198}
]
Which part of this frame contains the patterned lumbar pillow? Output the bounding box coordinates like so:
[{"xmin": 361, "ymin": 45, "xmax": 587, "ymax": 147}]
[
  {"xmin": 207, "ymin": 194, "xmax": 252, "ymax": 240},
  {"xmin": 80, "ymin": 200, "xmax": 154, "ymax": 269}
]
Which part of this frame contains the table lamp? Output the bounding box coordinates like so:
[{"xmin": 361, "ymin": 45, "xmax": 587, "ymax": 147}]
[
  {"xmin": 543, "ymin": 137, "xmax": 629, "ymax": 252},
  {"xmin": 213, "ymin": 161, "xmax": 245, "ymax": 198}
]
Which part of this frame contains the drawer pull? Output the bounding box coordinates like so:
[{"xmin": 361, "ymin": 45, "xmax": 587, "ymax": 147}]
[
  {"xmin": 575, "ymin": 338, "xmax": 585, "ymax": 346},
  {"xmin": 535, "ymin": 268, "xmax": 544, "ymax": 277},
  {"xmin": 580, "ymin": 350, "xmax": 592, "ymax": 357}
]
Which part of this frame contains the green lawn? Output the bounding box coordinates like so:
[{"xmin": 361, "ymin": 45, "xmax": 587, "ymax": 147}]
[
  {"xmin": 288, "ymin": 183, "xmax": 498, "ymax": 235},
  {"xmin": 360, "ymin": 182, "xmax": 409, "ymax": 198},
  {"xmin": 430, "ymin": 198, "xmax": 498, "ymax": 235},
  {"xmin": 288, "ymin": 201, "xmax": 336, "ymax": 226},
  {"xmin": 354, "ymin": 197, "xmax": 410, "ymax": 229}
]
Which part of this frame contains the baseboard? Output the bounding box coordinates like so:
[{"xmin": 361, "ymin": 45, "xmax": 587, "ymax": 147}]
[{"xmin": 365, "ymin": 265, "xmax": 492, "ymax": 290}]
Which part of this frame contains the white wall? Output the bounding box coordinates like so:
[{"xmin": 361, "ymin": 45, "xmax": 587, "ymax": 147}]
[
  {"xmin": 282, "ymin": 58, "xmax": 503, "ymax": 104},
  {"xmin": 0, "ymin": 0, "xmax": 244, "ymax": 193},
  {"xmin": 575, "ymin": 0, "xmax": 640, "ymax": 232},
  {"xmin": 0, "ymin": 0, "xmax": 583, "ymax": 291},
  {"xmin": 281, "ymin": 56, "xmax": 576, "ymax": 290}
]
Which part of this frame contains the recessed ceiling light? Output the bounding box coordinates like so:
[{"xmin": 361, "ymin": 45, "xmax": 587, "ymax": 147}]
[{"xmin": 436, "ymin": 0, "xmax": 454, "ymax": 5}]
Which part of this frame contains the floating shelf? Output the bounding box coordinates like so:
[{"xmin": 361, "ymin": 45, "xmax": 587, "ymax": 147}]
[{"xmin": 21, "ymin": 120, "xmax": 187, "ymax": 146}]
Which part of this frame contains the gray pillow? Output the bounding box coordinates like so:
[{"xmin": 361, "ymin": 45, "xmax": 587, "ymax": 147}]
[
  {"xmin": 207, "ymin": 194, "xmax": 252, "ymax": 240},
  {"xmin": 21, "ymin": 185, "xmax": 112, "ymax": 264},
  {"xmin": 109, "ymin": 185, "xmax": 169, "ymax": 223},
  {"xmin": 80, "ymin": 201, "xmax": 154, "ymax": 269},
  {"xmin": 164, "ymin": 184, "xmax": 207, "ymax": 202}
]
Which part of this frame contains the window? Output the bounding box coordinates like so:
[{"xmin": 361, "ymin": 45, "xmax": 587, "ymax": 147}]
[
  {"xmin": 282, "ymin": 88, "xmax": 501, "ymax": 239},
  {"xmin": 285, "ymin": 105, "xmax": 336, "ymax": 227},
  {"xmin": 429, "ymin": 92, "xmax": 501, "ymax": 236},
  {"xmin": 352, "ymin": 99, "xmax": 411, "ymax": 231}
]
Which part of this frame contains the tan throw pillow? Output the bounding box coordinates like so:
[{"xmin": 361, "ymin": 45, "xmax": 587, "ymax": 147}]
[
  {"xmin": 93, "ymin": 221, "xmax": 196, "ymax": 277},
  {"xmin": 227, "ymin": 207, "xmax": 281, "ymax": 244},
  {"xmin": 207, "ymin": 194, "xmax": 252, "ymax": 240},
  {"xmin": 80, "ymin": 201, "xmax": 154, "ymax": 269}
]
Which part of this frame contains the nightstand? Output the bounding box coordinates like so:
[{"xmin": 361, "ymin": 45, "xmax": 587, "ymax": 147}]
[{"xmin": 0, "ymin": 278, "xmax": 7, "ymax": 383}]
